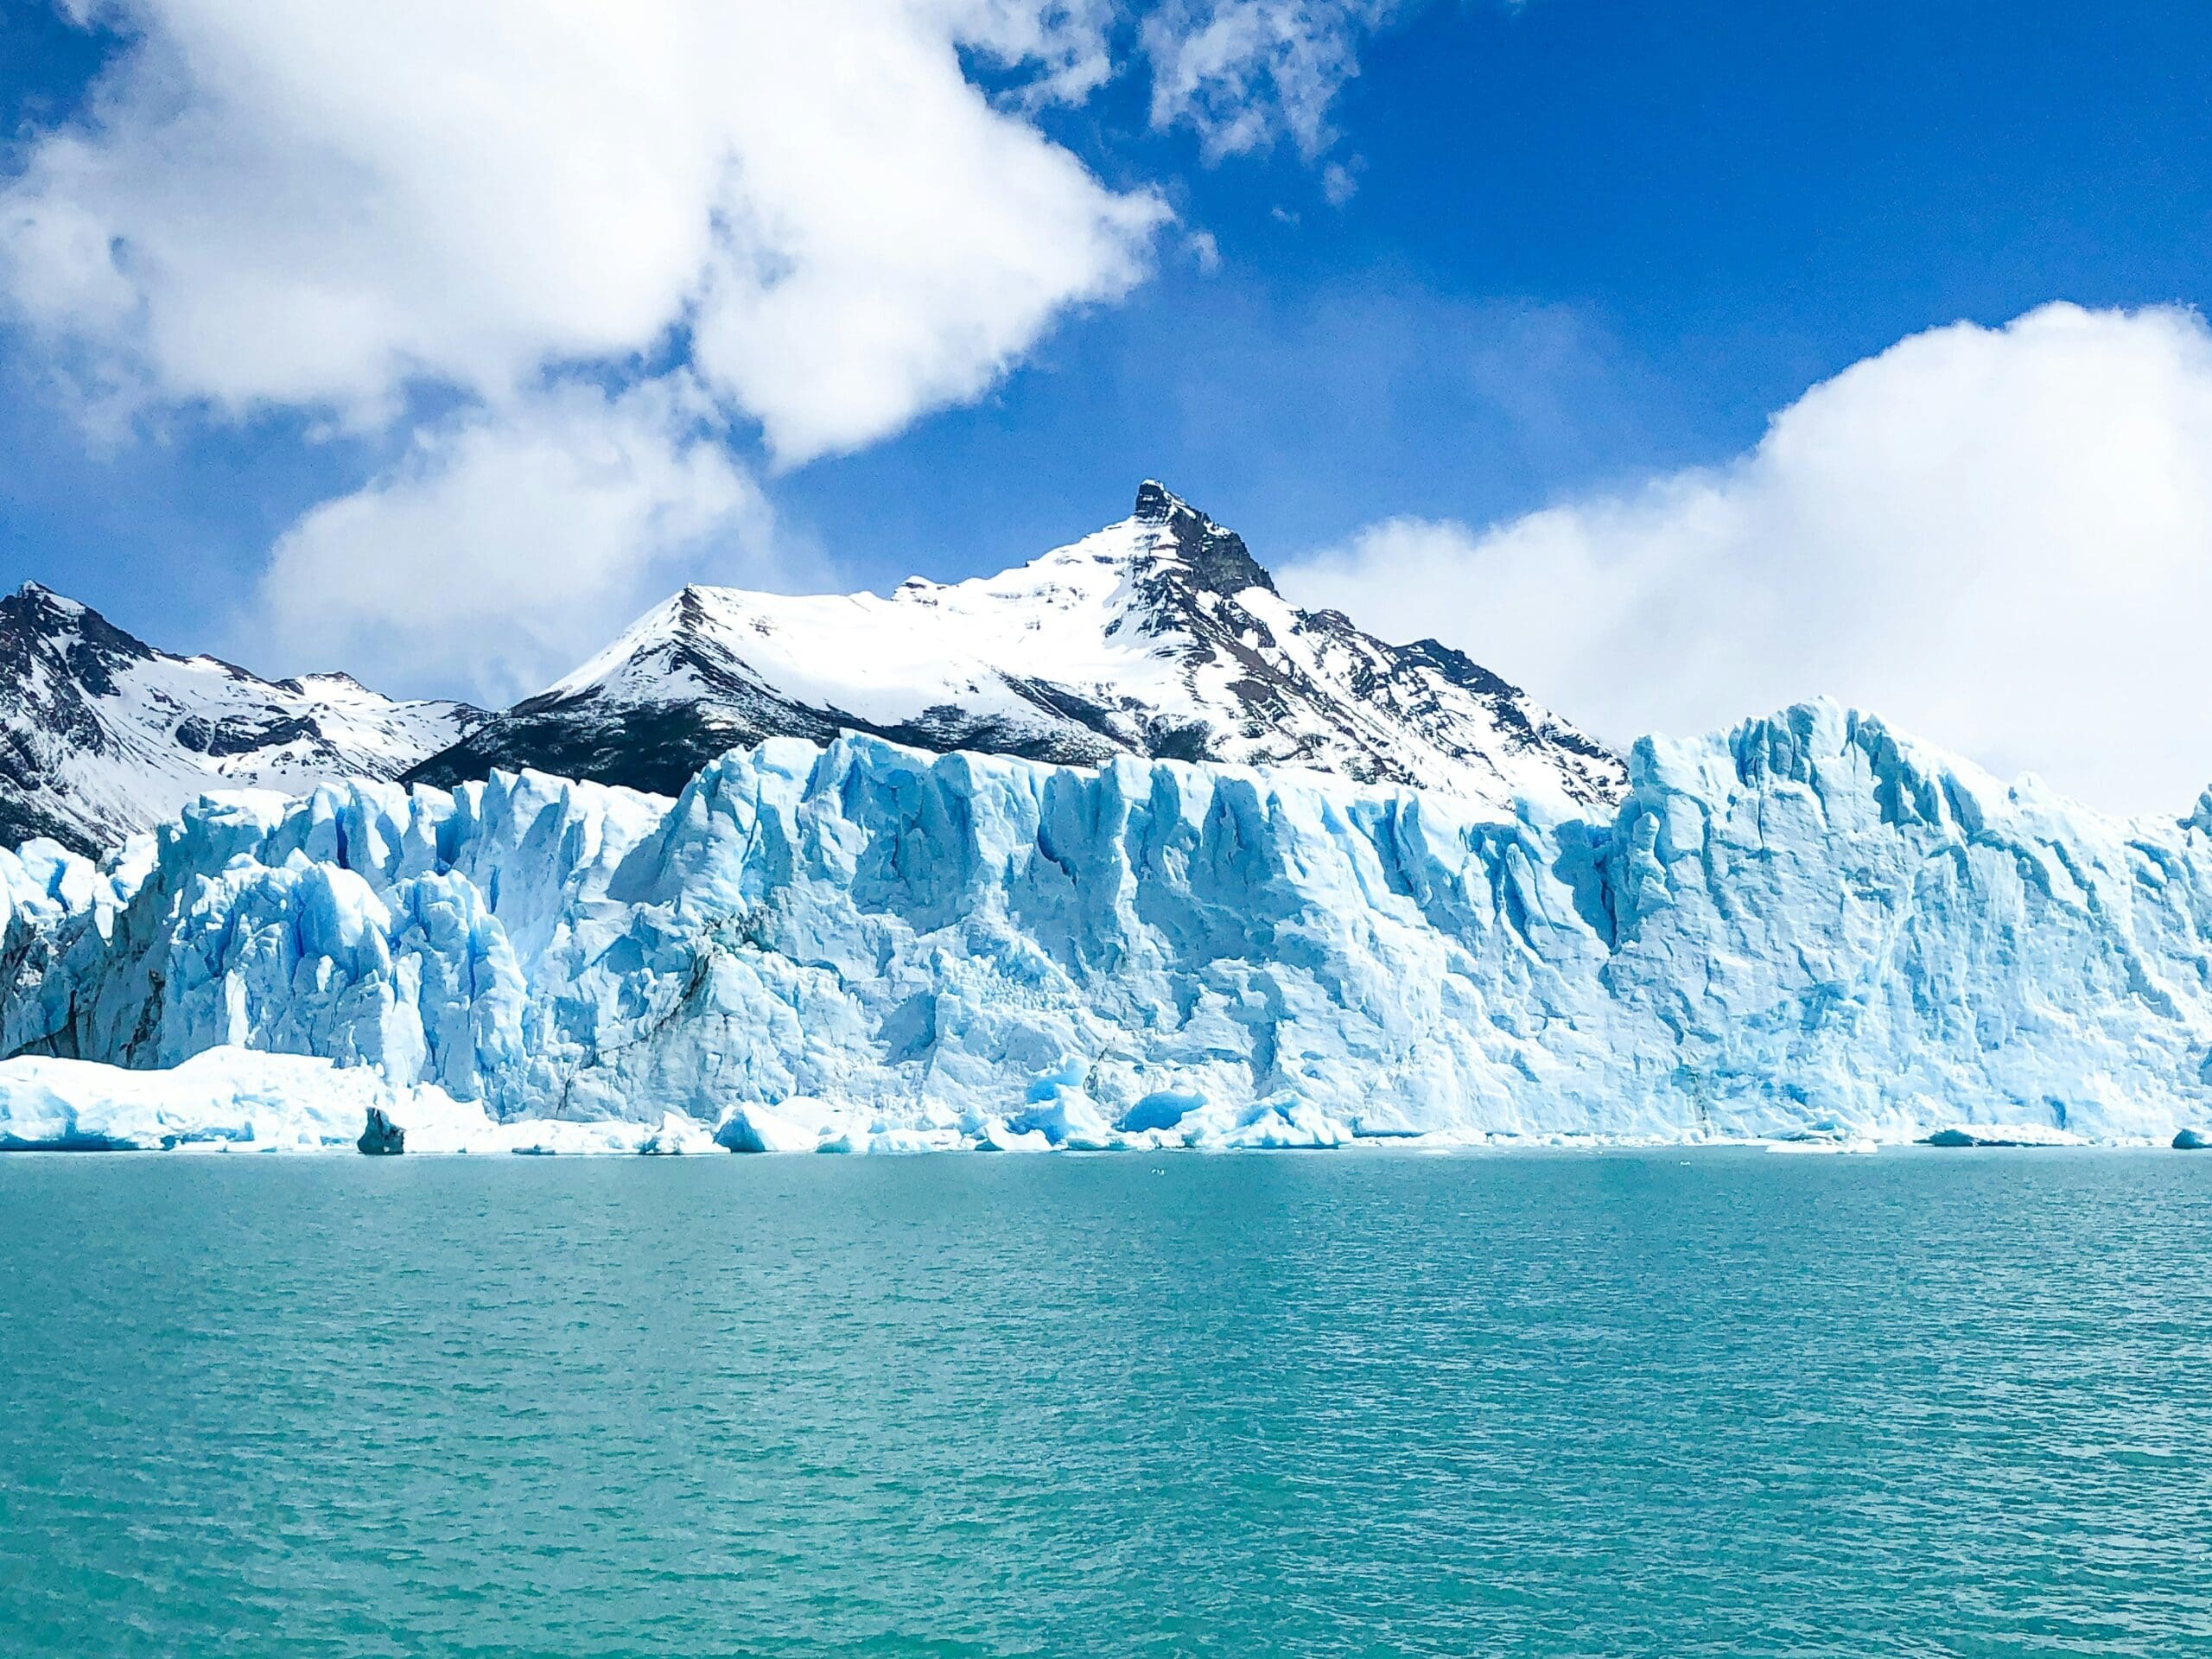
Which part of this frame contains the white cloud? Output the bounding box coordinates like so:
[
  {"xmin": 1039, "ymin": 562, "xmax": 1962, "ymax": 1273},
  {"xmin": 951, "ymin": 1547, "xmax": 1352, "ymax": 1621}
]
[
  {"xmin": 0, "ymin": 0, "xmax": 1168, "ymax": 461},
  {"xmin": 1281, "ymin": 304, "xmax": 2212, "ymax": 814},
  {"xmin": 3, "ymin": 0, "xmax": 1416, "ymax": 700},
  {"xmin": 932, "ymin": 0, "xmax": 1120, "ymax": 103},
  {"xmin": 261, "ymin": 378, "xmax": 768, "ymax": 704},
  {"xmin": 1, "ymin": 0, "xmax": 1184, "ymax": 694},
  {"xmin": 1143, "ymin": 1, "xmax": 1399, "ymax": 158},
  {"xmin": 685, "ymin": 8, "xmax": 1167, "ymax": 463}
]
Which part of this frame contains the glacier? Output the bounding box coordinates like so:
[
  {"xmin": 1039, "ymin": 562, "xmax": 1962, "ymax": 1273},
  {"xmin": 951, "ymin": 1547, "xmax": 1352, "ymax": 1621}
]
[{"xmin": 4, "ymin": 698, "xmax": 2211, "ymax": 1152}]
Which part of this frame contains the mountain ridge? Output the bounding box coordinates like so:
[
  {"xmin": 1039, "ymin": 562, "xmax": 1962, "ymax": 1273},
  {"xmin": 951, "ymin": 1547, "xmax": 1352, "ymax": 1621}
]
[
  {"xmin": 0, "ymin": 582, "xmax": 485, "ymax": 856},
  {"xmin": 1, "ymin": 484, "xmax": 1622, "ymax": 854},
  {"xmin": 406, "ymin": 482, "xmax": 1626, "ymax": 814}
]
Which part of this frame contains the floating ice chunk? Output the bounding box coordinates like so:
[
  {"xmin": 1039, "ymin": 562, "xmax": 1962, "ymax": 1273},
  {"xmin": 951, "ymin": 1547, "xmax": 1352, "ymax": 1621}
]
[
  {"xmin": 1220, "ymin": 1101, "xmax": 1353, "ymax": 1150},
  {"xmin": 1118, "ymin": 1089, "xmax": 1205, "ymax": 1135},
  {"xmin": 715, "ymin": 1096, "xmax": 868, "ymax": 1154},
  {"xmin": 1920, "ymin": 1124, "xmax": 2088, "ymax": 1148},
  {"xmin": 357, "ymin": 1107, "xmax": 405, "ymax": 1154},
  {"xmin": 639, "ymin": 1113, "xmax": 721, "ymax": 1155},
  {"xmin": 976, "ymin": 1119, "xmax": 1055, "ymax": 1153},
  {"xmin": 1008, "ymin": 1085, "xmax": 1115, "ymax": 1149},
  {"xmin": 717, "ymin": 1101, "xmax": 821, "ymax": 1154},
  {"xmin": 0, "ymin": 1048, "xmax": 485, "ymax": 1152}
]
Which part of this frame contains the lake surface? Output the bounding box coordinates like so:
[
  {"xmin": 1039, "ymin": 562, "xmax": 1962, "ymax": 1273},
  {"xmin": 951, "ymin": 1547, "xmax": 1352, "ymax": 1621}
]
[{"xmin": 2, "ymin": 1148, "xmax": 2208, "ymax": 1657}]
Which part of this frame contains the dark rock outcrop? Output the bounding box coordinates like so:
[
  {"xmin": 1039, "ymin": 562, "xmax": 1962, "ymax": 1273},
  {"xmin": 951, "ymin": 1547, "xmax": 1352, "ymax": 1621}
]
[{"xmin": 357, "ymin": 1108, "xmax": 405, "ymax": 1155}]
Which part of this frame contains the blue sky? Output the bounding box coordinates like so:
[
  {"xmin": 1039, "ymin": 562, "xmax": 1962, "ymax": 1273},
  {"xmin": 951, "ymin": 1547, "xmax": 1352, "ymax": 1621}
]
[
  {"xmin": 804, "ymin": 0, "xmax": 2212, "ymax": 570},
  {"xmin": 6, "ymin": 1, "xmax": 2212, "ymax": 806}
]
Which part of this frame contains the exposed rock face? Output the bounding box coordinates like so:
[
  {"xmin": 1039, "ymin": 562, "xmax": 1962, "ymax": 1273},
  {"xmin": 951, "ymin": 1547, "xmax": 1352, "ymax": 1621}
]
[
  {"xmin": 405, "ymin": 483, "xmax": 1624, "ymax": 817},
  {"xmin": 0, "ymin": 582, "xmax": 483, "ymax": 856}
]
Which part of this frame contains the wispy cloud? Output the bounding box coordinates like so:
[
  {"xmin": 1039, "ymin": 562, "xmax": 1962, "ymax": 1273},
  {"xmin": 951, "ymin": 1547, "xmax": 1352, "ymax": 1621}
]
[{"xmin": 1143, "ymin": 1, "xmax": 1402, "ymax": 158}]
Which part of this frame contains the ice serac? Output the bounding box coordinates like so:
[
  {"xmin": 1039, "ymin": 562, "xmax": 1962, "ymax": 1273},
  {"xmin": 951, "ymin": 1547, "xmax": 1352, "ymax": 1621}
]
[
  {"xmin": 406, "ymin": 482, "xmax": 1625, "ymax": 817},
  {"xmin": 0, "ymin": 582, "xmax": 486, "ymax": 856},
  {"xmin": 5, "ymin": 699, "xmax": 2212, "ymax": 1149}
]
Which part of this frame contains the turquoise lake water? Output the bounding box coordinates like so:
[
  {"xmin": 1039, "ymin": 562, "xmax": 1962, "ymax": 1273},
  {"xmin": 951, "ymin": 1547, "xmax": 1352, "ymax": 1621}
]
[{"xmin": 2, "ymin": 1148, "xmax": 2208, "ymax": 1657}]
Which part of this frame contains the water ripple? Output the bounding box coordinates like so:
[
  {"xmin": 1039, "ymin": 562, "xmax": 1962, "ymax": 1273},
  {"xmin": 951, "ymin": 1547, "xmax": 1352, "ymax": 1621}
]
[{"xmin": 1, "ymin": 1148, "xmax": 2208, "ymax": 1656}]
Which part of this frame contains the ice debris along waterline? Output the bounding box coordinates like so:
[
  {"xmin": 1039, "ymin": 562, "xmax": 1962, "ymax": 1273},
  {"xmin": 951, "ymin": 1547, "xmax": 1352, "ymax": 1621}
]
[{"xmin": 6, "ymin": 698, "xmax": 2212, "ymax": 1153}]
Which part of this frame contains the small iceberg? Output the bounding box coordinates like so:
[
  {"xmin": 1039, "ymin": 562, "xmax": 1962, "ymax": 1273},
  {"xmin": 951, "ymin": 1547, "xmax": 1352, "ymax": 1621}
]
[
  {"xmin": 2173, "ymin": 1128, "xmax": 2211, "ymax": 1151},
  {"xmin": 1921, "ymin": 1123, "xmax": 2085, "ymax": 1148},
  {"xmin": 356, "ymin": 1107, "xmax": 405, "ymax": 1155},
  {"xmin": 638, "ymin": 1114, "xmax": 721, "ymax": 1156},
  {"xmin": 1764, "ymin": 1137, "xmax": 1878, "ymax": 1154}
]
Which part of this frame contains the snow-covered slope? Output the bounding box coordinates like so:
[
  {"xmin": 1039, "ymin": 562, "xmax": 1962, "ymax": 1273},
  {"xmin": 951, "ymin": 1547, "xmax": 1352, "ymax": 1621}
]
[
  {"xmin": 7, "ymin": 701, "xmax": 2212, "ymax": 1150},
  {"xmin": 0, "ymin": 582, "xmax": 484, "ymax": 855},
  {"xmin": 409, "ymin": 482, "xmax": 1624, "ymax": 815}
]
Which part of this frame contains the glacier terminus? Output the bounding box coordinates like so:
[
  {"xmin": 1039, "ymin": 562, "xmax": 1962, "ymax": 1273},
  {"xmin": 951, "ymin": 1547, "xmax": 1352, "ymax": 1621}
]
[{"xmin": 4, "ymin": 688, "xmax": 2211, "ymax": 1153}]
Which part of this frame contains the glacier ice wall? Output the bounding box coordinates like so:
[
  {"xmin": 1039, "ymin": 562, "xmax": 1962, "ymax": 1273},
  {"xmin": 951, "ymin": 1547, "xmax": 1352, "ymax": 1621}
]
[{"xmin": 5, "ymin": 699, "xmax": 2211, "ymax": 1145}]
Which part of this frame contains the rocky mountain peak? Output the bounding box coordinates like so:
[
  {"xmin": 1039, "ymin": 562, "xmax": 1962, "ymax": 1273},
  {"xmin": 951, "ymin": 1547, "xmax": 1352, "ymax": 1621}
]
[
  {"xmin": 4, "ymin": 488, "xmax": 1625, "ymax": 854},
  {"xmin": 1131, "ymin": 480, "xmax": 1277, "ymax": 597},
  {"xmin": 10, "ymin": 579, "xmax": 62, "ymax": 609},
  {"xmin": 0, "ymin": 588, "xmax": 482, "ymax": 855},
  {"xmin": 5, "ymin": 579, "xmax": 118, "ymax": 640},
  {"xmin": 407, "ymin": 483, "xmax": 1624, "ymax": 814}
]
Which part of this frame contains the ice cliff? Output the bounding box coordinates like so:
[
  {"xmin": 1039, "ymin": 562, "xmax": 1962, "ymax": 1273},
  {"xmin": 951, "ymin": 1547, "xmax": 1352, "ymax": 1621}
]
[{"xmin": 4, "ymin": 699, "xmax": 2210, "ymax": 1150}]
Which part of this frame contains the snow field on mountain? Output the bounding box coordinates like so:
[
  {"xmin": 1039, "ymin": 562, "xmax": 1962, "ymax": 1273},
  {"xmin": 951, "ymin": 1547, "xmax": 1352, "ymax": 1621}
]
[
  {"xmin": 0, "ymin": 582, "xmax": 480, "ymax": 853},
  {"xmin": 501, "ymin": 484, "xmax": 1627, "ymax": 812}
]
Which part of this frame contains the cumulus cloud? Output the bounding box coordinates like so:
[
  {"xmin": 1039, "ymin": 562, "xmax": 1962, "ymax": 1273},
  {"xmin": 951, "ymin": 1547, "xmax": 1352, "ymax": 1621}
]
[
  {"xmin": 262, "ymin": 378, "xmax": 767, "ymax": 703},
  {"xmin": 1, "ymin": 0, "xmax": 1168, "ymax": 461},
  {"xmin": 0, "ymin": 0, "xmax": 1195, "ymax": 692},
  {"xmin": 2, "ymin": 0, "xmax": 1414, "ymax": 696},
  {"xmin": 685, "ymin": 10, "xmax": 1168, "ymax": 462},
  {"xmin": 1282, "ymin": 304, "xmax": 2212, "ymax": 815}
]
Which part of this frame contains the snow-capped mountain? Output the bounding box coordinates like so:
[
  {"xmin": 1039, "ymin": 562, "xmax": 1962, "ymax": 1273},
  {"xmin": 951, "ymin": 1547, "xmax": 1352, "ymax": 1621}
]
[
  {"xmin": 407, "ymin": 482, "xmax": 1624, "ymax": 814},
  {"xmin": 0, "ymin": 484, "xmax": 1616, "ymax": 856},
  {"xmin": 0, "ymin": 582, "xmax": 483, "ymax": 855}
]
